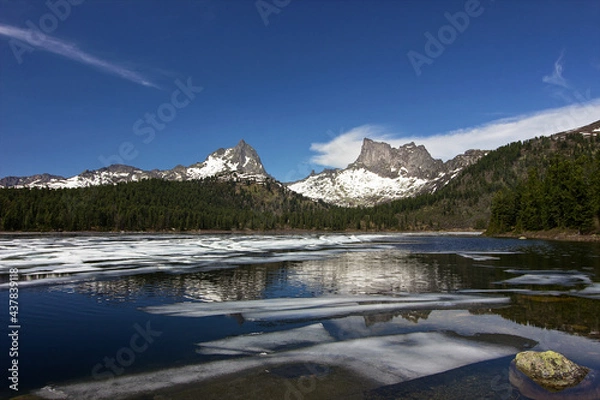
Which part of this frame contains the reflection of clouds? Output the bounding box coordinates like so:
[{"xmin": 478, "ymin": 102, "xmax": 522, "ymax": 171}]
[{"xmin": 288, "ymin": 251, "xmax": 463, "ymax": 295}]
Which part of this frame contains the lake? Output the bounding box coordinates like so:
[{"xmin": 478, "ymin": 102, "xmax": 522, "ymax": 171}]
[{"xmin": 1, "ymin": 233, "xmax": 599, "ymax": 399}]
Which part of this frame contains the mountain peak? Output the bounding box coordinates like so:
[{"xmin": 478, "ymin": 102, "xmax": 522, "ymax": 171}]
[
  {"xmin": 352, "ymin": 138, "xmax": 442, "ymax": 179},
  {"xmin": 1, "ymin": 141, "xmax": 272, "ymax": 189},
  {"xmin": 289, "ymin": 138, "xmax": 487, "ymax": 207},
  {"xmin": 189, "ymin": 140, "xmax": 270, "ymax": 179}
]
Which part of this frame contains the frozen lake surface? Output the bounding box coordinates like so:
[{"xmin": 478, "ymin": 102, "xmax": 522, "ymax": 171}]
[{"xmin": 1, "ymin": 233, "xmax": 599, "ymax": 399}]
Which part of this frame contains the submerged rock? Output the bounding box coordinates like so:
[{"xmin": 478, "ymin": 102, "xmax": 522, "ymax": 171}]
[
  {"xmin": 510, "ymin": 362, "xmax": 600, "ymax": 400},
  {"xmin": 513, "ymin": 350, "xmax": 589, "ymax": 391}
]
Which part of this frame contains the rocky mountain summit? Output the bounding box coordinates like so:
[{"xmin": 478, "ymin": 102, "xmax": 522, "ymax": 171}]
[
  {"xmin": 1, "ymin": 136, "xmax": 487, "ymax": 208},
  {"xmin": 351, "ymin": 139, "xmax": 443, "ymax": 179},
  {"xmin": 0, "ymin": 140, "xmax": 270, "ymax": 189},
  {"xmin": 288, "ymin": 139, "xmax": 487, "ymax": 207}
]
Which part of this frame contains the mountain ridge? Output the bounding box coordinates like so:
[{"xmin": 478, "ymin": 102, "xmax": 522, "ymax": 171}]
[
  {"xmin": 288, "ymin": 139, "xmax": 487, "ymax": 206},
  {"xmin": 1, "ymin": 119, "xmax": 599, "ymax": 233},
  {"xmin": 0, "ymin": 139, "xmax": 271, "ymax": 190},
  {"xmin": 3, "ymin": 120, "xmax": 599, "ymax": 211},
  {"xmin": 0, "ymin": 137, "xmax": 485, "ymax": 207}
]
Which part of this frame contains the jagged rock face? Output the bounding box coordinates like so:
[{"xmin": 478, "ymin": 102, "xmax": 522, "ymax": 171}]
[
  {"xmin": 445, "ymin": 149, "xmax": 488, "ymax": 172},
  {"xmin": 207, "ymin": 140, "xmax": 267, "ymax": 177},
  {"xmin": 186, "ymin": 140, "xmax": 269, "ymax": 179},
  {"xmin": 0, "ymin": 140, "xmax": 270, "ymax": 189},
  {"xmin": 288, "ymin": 138, "xmax": 487, "ymax": 207},
  {"xmin": 351, "ymin": 139, "xmax": 443, "ymax": 179},
  {"xmin": 0, "ymin": 173, "xmax": 65, "ymax": 188}
]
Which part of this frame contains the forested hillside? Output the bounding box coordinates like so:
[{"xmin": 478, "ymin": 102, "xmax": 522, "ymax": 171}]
[
  {"xmin": 488, "ymin": 146, "xmax": 600, "ymax": 234},
  {"xmin": 0, "ymin": 178, "xmax": 339, "ymax": 231},
  {"xmin": 364, "ymin": 130, "xmax": 600, "ymax": 233},
  {"xmin": 1, "ymin": 125, "xmax": 599, "ymax": 233}
]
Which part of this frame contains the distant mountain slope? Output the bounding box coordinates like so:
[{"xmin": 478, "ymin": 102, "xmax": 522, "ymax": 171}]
[
  {"xmin": 1, "ymin": 120, "xmax": 599, "ymax": 233},
  {"xmin": 0, "ymin": 140, "xmax": 270, "ymax": 189},
  {"xmin": 288, "ymin": 139, "xmax": 486, "ymax": 207},
  {"xmin": 367, "ymin": 119, "xmax": 600, "ymax": 231}
]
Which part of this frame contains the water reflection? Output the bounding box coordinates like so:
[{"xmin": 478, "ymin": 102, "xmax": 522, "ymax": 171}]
[
  {"xmin": 287, "ymin": 251, "xmax": 463, "ymax": 294},
  {"xmin": 492, "ymin": 294, "xmax": 600, "ymax": 340},
  {"xmin": 69, "ymin": 250, "xmax": 470, "ymax": 304},
  {"xmin": 72, "ymin": 265, "xmax": 273, "ymax": 303},
  {"xmin": 23, "ymin": 237, "xmax": 600, "ymax": 345}
]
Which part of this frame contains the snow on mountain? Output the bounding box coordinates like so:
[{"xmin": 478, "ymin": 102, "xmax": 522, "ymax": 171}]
[
  {"xmin": 288, "ymin": 168, "xmax": 429, "ymax": 207},
  {"xmin": 0, "ymin": 140, "xmax": 270, "ymax": 189},
  {"xmin": 288, "ymin": 139, "xmax": 487, "ymax": 207},
  {"xmin": 185, "ymin": 139, "xmax": 269, "ymax": 180},
  {"xmin": 1, "ymin": 136, "xmax": 485, "ymax": 208}
]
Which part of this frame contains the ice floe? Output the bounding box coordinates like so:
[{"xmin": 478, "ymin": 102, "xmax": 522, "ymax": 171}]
[
  {"xmin": 498, "ymin": 272, "xmax": 592, "ymax": 286},
  {"xmin": 571, "ymin": 283, "xmax": 600, "ymax": 299},
  {"xmin": 33, "ymin": 330, "xmax": 524, "ymax": 400},
  {"xmin": 195, "ymin": 323, "xmax": 335, "ymax": 356},
  {"xmin": 0, "ymin": 234, "xmax": 381, "ymax": 287},
  {"xmin": 143, "ymin": 294, "xmax": 509, "ymax": 322}
]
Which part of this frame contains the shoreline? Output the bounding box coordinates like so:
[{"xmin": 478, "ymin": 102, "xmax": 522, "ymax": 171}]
[
  {"xmin": 0, "ymin": 229, "xmax": 485, "ymax": 237},
  {"xmin": 490, "ymin": 230, "xmax": 600, "ymax": 243},
  {"xmin": 4, "ymin": 228, "xmax": 600, "ymax": 243}
]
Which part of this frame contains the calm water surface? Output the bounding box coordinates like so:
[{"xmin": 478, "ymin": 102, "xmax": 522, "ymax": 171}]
[{"xmin": 1, "ymin": 233, "xmax": 599, "ymax": 399}]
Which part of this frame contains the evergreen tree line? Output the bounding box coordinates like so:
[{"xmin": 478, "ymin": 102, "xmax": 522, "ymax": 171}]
[
  {"xmin": 488, "ymin": 152, "xmax": 600, "ymax": 234},
  {"xmin": 0, "ymin": 178, "xmax": 411, "ymax": 232},
  {"xmin": 0, "ymin": 175, "xmax": 454, "ymax": 232},
  {"xmin": 1, "ymin": 133, "xmax": 599, "ymax": 233}
]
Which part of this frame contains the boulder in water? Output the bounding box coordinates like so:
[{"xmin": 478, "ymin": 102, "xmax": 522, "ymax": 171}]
[{"xmin": 513, "ymin": 350, "xmax": 589, "ymax": 391}]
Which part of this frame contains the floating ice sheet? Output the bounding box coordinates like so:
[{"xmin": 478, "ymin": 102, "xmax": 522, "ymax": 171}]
[
  {"xmin": 33, "ymin": 330, "xmax": 523, "ymax": 400},
  {"xmin": 0, "ymin": 234, "xmax": 382, "ymax": 287},
  {"xmin": 498, "ymin": 273, "xmax": 592, "ymax": 286},
  {"xmin": 571, "ymin": 283, "xmax": 600, "ymax": 299},
  {"xmin": 143, "ymin": 294, "xmax": 509, "ymax": 322},
  {"xmin": 195, "ymin": 323, "xmax": 335, "ymax": 356},
  {"xmin": 457, "ymin": 251, "xmax": 517, "ymax": 261}
]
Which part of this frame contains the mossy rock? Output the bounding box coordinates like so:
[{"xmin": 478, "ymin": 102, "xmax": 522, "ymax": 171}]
[{"xmin": 514, "ymin": 350, "xmax": 589, "ymax": 391}]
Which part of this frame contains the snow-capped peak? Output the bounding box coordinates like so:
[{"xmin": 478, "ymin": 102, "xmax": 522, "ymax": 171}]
[
  {"xmin": 0, "ymin": 140, "xmax": 271, "ymax": 189},
  {"xmin": 288, "ymin": 138, "xmax": 487, "ymax": 207}
]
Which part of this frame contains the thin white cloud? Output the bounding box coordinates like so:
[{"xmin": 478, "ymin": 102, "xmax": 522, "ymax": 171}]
[
  {"xmin": 543, "ymin": 51, "xmax": 569, "ymax": 89},
  {"xmin": 310, "ymin": 100, "xmax": 600, "ymax": 168},
  {"xmin": 310, "ymin": 125, "xmax": 390, "ymax": 167},
  {"xmin": 0, "ymin": 23, "xmax": 158, "ymax": 89}
]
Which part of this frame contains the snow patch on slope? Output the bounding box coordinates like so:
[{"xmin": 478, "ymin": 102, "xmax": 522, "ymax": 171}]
[{"xmin": 289, "ymin": 168, "xmax": 428, "ymax": 207}]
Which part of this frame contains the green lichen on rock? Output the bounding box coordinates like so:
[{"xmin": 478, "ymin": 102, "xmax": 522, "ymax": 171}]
[{"xmin": 514, "ymin": 350, "xmax": 589, "ymax": 391}]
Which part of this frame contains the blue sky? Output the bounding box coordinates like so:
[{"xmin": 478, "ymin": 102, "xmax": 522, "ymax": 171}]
[{"xmin": 1, "ymin": 0, "xmax": 599, "ymax": 182}]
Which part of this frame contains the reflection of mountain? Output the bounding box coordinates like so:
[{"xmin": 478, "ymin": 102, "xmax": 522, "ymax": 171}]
[
  {"xmin": 287, "ymin": 251, "xmax": 463, "ymax": 294},
  {"xmin": 364, "ymin": 310, "xmax": 431, "ymax": 326},
  {"xmin": 67, "ymin": 251, "xmax": 475, "ymax": 303},
  {"xmin": 73, "ymin": 265, "xmax": 274, "ymax": 303},
  {"xmin": 491, "ymin": 294, "xmax": 600, "ymax": 340},
  {"xmin": 67, "ymin": 251, "xmax": 469, "ymax": 304}
]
